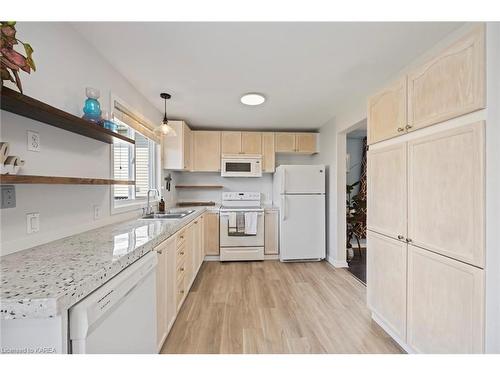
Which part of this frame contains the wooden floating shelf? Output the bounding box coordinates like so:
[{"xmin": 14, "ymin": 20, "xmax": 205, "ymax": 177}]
[
  {"xmin": 0, "ymin": 174, "xmax": 135, "ymax": 185},
  {"xmin": 1, "ymin": 87, "xmax": 135, "ymax": 145},
  {"xmin": 175, "ymin": 185, "xmax": 224, "ymax": 189}
]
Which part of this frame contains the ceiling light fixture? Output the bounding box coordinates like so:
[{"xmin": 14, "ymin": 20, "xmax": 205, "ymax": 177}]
[
  {"xmin": 240, "ymin": 93, "xmax": 266, "ymax": 106},
  {"xmin": 158, "ymin": 92, "xmax": 176, "ymax": 137}
]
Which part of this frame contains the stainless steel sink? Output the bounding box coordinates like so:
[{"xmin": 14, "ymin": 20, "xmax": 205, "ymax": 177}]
[{"xmin": 141, "ymin": 210, "xmax": 195, "ymax": 220}]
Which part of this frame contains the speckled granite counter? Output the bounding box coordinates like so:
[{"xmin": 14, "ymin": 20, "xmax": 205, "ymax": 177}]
[{"xmin": 0, "ymin": 207, "xmax": 206, "ymax": 320}]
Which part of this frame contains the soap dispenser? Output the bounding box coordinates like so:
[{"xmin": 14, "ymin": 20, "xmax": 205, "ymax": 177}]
[{"xmin": 158, "ymin": 197, "xmax": 165, "ymax": 213}]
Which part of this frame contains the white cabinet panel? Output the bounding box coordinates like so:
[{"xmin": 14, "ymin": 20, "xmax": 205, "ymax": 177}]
[
  {"xmin": 367, "ymin": 231, "xmax": 407, "ymax": 341},
  {"xmin": 408, "ymin": 122, "xmax": 485, "ymax": 267},
  {"xmin": 367, "ymin": 142, "xmax": 407, "ymax": 240},
  {"xmin": 407, "ymin": 246, "xmax": 484, "ymax": 353}
]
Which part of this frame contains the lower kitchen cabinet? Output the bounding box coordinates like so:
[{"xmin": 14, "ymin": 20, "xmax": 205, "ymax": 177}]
[
  {"xmin": 264, "ymin": 209, "xmax": 279, "ymax": 255},
  {"xmin": 204, "ymin": 212, "xmax": 220, "ymax": 255},
  {"xmin": 407, "ymin": 245, "xmax": 484, "ymax": 353},
  {"xmin": 155, "ymin": 235, "xmax": 176, "ymax": 352},
  {"xmin": 366, "ymin": 231, "xmax": 407, "ymax": 341},
  {"xmin": 155, "ymin": 213, "xmax": 207, "ymax": 351}
]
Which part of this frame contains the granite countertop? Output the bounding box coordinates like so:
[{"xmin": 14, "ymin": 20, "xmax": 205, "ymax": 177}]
[{"xmin": 0, "ymin": 207, "xmax": 206, "ymax": 320}]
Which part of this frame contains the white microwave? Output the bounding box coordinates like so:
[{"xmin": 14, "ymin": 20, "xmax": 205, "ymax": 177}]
[{"xmin": 221, "ymin": 154, "xmax": 262, "ymax": 177}]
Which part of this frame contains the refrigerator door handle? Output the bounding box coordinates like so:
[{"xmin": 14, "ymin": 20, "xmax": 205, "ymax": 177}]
[
  {"xmin": 281, "ymin": 196, "xmax": 287, "ymax": 221},
  {"xmin": 281, "ymin": 169, "xmax": 286, "ymax": 194}
]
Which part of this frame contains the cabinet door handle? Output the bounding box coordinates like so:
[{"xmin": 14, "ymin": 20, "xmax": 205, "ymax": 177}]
[
  {"xmin": 397, "ymin": 127, "xmax": 405, "ymax": 132},
  {"xmin": 406, "ymin": 238, "xmax": 413, "ymax": 243},
  {"xmin": 157, "ymin": 249, "xmax": 163, "ymax": 254},
  {"xmin": 397, "ymin": 235, "xmax": 404, "ymax": 240},
  {"xmin": 405, "ymin": 125, "xmax": 413, "ymax": 130},
  {"xmin": 180, "ymin": 267, "xmax": 185, "ymax": 272},
  {"xmin": 180, "ymin": 251, "xmax": 185, "ymax": 255}
]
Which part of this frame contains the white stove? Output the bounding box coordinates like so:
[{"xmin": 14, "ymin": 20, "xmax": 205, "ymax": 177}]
[{"xmin": 219, "ymin": 192, "xmax": 265, "ymax": 261}]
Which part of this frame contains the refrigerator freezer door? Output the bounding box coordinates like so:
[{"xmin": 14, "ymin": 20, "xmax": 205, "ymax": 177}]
[
  {"xmin": 277, "ymin": 165, "xmax": 325, "ymax": 194},
  {"xmin": 279, "ymin": 194, "xmax": 326, "ymax": 261}
]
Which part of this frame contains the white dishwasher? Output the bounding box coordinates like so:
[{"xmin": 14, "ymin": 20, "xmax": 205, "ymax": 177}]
[{"xmin": 69, "ymin": 252, "xmax": 157, "ymax": 354}]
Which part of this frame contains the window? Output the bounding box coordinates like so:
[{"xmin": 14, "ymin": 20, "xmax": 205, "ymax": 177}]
[{"xmin": 112, "ymin": 113, "xmax": 158, "ymax": 210}]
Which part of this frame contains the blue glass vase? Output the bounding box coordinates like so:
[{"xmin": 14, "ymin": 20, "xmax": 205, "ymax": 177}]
[{"xmin": 82, "ymin": 87, "xmax": 102, "ymax": 123}]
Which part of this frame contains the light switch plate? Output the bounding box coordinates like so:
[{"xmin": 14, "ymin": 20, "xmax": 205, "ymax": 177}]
[
  {"xmin": 27, "ymin": 130, "xmax": 40, "ymax": 152},
  {"xmin": 26, "ymin": 213, "xmax": 40, "ymax": 234},
  {"xmin": 1, "ymin": 185, "xmax": 16, "ymax": 209}
]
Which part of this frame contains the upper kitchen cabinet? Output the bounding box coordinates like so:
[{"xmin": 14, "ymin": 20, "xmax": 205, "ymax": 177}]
[
  {"xmin": 275, "ymin": 132, "xmax": 296, "ymax": 152},
  {"xmin": 241, "ymin": 132, "xmax": 262, "ymax": 154},
  {"xmin": 275, "ymin": 132, "xmax": 318, "ymax": 154},
  {"xmin": 367, "ymin": 77, "xmax": 407, "ymax": 145},
  {"xmin": 192, "ymin": 130, "xmax": 221, "ymax": 172},
  {"xmin": 407, "ymin": 121, "xmax": 485, "ymax": 268},
  {"xmin": 162, "ymin": 120, "xmax": 193, "ymax": 171},
  {"xmin": 407, "ymin": 25, "xmax": 485, "ymax": 131},
  {"xmin": 261, "ymin": 132, "xmax": 276, "ymax": 173},
  {"xmin": 221, "ymin": 131, "xmax": 262, "ymax": 155},
  {"xmin": 221, "ymin": 131, "xmax": 242, "ymax": 154}
]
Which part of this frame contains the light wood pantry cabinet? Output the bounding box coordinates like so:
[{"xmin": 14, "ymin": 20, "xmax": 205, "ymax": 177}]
[
  {"xmin": 155, "ymin": 235, "xmax": 176, "ymax": 352},
  {"xmin": 367, "ymin": 231, "xmax": 407, "ymax": 341},
  {"xmin": 407, "ymin": 121, "xmax": 485, "ymax": 268},
  {"xmin": 407, "ymin": 25, "xmax": 485, "ymax": 131},
  {"xmin": 192, "ymin": 130, "xmax": 221, "ymax": 172},
  {"xmin": 204, "ymin": 211, "xmax": 220, "ymax": 255},
  {"xmin": 367, "ymin": 142, "xmax": 407, "ymax": 240},
  {"xmin": 407, "ymin": 245, "xmax": 484, "ymax": 353},
  {"xmin": 275, "ymin": 132, "xmax": 318, "ymax": 154},
  {"xmin": 367, "ymin": 77, "xmax": 407, "ymax": 145},
  {"xmin": 261, "ymin": 132, "xmax": 275, "ymax": 173},
  {"xmin": 264, "ymin": 209, "xmax": 279, "ymax": 255},
  {"xmin": 162, "ymin": 120, "xmax": 193, "ymax": 171},
  {"xmin": 221, "ymin": 131, "xmax": 262, "ymax": 155}
]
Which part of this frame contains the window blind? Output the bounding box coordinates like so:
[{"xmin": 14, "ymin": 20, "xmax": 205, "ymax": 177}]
[{"xmin": 113, "ymin": 100, "xmax": 160, "ymax": 143}]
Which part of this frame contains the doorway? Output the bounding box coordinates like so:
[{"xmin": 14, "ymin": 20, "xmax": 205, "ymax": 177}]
[{"xmin": 345, "ymin": 125, "xmax": 367, "ymax": 283}]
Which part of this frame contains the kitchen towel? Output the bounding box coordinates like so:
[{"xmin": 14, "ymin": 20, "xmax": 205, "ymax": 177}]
[
  {"xmin": 236, "ymin": 212, "xmax": 245, "ymax": 234},
  {"xmin": 0, "ymin": 142, "xmax": 9, "ymax": 164},
  {"xmin": 228, "ymin": 212, "xmax": 237, "ymax": 233},
  {"xmin": 244, "ymin": 212, "xmax": 258, "ymax": 235}
]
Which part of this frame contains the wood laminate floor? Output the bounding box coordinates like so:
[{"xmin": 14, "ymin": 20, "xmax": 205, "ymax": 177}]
[{"xmin": 161, "ymin": 260, "xmax": 403, "ymax": 354}]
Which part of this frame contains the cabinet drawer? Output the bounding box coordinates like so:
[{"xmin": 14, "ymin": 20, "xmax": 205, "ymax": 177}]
[
  {"xmin": 176, "ymin": 259, "xmax": 186, "ymax": 281},
  {"xmin": 176, "ymin": 277, "xmax": 186, "ymax": 307}
]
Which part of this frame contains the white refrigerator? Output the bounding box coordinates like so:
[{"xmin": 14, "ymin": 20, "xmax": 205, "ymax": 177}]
[{"xmin": 273, "ymin": 165, "xmax": 326, "ymax": 261}]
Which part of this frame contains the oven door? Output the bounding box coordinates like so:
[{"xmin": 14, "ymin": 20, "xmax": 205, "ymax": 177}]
[
  {"xmin": 220, "ymin": 211, "xmax": 265, "ymax": 247},
  {"xmin": 221, "ymin": 157, "xmax": 262, "ymax": 177}
]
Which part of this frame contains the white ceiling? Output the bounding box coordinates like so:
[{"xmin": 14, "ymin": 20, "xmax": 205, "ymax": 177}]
[{"xmin": 72, "ymin": 22, "xmax": 463, "ymax": 130}]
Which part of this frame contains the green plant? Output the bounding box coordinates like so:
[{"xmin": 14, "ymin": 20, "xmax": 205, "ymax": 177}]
[
  {"xmin": 1, "ymin": 21, "xmax": 36, "ymax": 93},
  {"xmin": 346, "ymin": 180, "xmax": 367, "ymax": 252}
]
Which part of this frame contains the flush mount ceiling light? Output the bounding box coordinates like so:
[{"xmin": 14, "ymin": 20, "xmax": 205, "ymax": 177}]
[
  {"xmin": 157, "ymin": 92, "xmax": 176, "ymax": 137},
  {"xmin": 240, "ymin": 93, "xmax": 266, "ymax": 106}
]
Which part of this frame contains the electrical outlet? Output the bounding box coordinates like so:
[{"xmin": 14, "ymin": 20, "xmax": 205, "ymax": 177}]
[
  {"xmin": 27, "ymin": 130, "xmax": 40, "ymax": 152},
  {"xmin": 93, "ymin": 205, "xmax": 101, "ymax": 220},
  {"xmin": 26, "ymin": 213, "xmax": 40, "ymax": 234},
  {"xmin": 1, "ymin": 185, "xmax": 16, "ymax": 209}
]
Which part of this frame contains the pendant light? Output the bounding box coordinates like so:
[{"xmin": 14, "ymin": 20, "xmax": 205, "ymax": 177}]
[{"xmin": 158, "ymin": 92, "xmax": 176, "ymax": 136}]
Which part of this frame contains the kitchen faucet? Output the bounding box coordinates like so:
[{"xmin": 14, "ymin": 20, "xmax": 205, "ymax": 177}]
[{"xmin": 145, "ymin": 188, "xmax": 160, "ymax": 215}]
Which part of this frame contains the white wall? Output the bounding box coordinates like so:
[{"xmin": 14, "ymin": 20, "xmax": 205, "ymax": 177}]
[
  {"xmin": 0, "ymin": 22, "xmax": 162, "ymax": 255},
  {"xmin": 346, "ymin": 136, "xmax": 366, "ymax": 195},
  {"xmin": 485, "ymin": 22, "xmax": 500, "ymax": 354}
]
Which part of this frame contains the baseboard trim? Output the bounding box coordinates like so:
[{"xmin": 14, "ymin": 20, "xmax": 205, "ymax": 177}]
[
  {"xmin": 327, "ymin": 257, "xmax": 349, "ymax": 268},
  {"xmin": 371, "ymin": 312, "xmax": 413, "ymax": 354}
]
